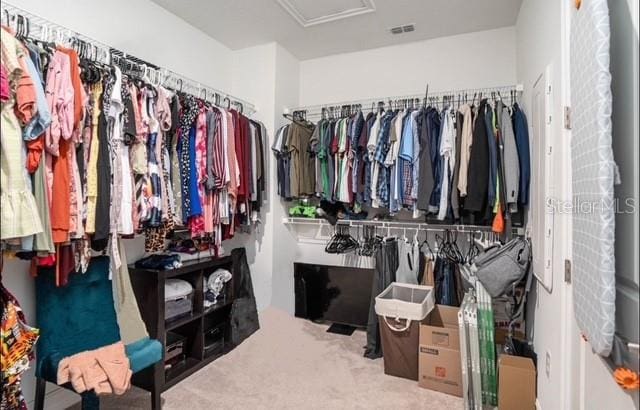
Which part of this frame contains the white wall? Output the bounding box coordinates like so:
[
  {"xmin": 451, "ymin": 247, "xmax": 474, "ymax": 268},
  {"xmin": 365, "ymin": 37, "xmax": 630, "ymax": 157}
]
[
  {"xmin": 299, "ymin": 26, "xmax": 517, "ymax": 106},
  {"xmin": 227, "ymin": 42, "xmax": 302, "ymax": 316},
  {"xmin": 270, "ymin": 44, "xmax": 301, "ymax": 314},
  {"xmin": 228, "ymin": 43, "xmax": 278, "ymax": 312}
]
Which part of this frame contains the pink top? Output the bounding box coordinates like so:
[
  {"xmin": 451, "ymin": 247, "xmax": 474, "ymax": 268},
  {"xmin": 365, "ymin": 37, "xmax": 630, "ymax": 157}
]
[
  {"xmin": 156, "ymin": 88, "xmax": 172, "ymax": 220},
  {"xmin": 225, "ymin": 110, "xmax": 239, "ymax": 206},
  {"xmin": 128, "ymin": 84, "xmax": 143, "ymax": 142},
  {"xmin": 0, "ymin": 64, "xmax": 9, "ymax": 102},
  {"xmin": 156, "ymin": 87, "xmax": 172, "ymax": 133},
  {"xmin": 44, "ymin": 51, "xmax": 74, "ymax": 157}
]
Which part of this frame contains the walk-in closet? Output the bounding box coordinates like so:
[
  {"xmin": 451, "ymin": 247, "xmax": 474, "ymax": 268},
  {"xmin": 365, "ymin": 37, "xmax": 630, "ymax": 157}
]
[{"xmin": 1, "ymin": 1, "xmax": 638, "ymax": 409}]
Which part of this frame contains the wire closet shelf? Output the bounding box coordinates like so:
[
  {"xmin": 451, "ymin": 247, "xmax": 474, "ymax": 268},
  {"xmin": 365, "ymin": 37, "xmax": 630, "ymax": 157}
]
[
  {"xmin": 1, "ymin": 2, "xmax": 257, "ymax": 115},
  {"xmin": 283, "ymin": 217, "xmax": 526, "ymax": 237},
  {"xmin": 286, "ymin": 84, "xmax": 524, "ymax": 119}
]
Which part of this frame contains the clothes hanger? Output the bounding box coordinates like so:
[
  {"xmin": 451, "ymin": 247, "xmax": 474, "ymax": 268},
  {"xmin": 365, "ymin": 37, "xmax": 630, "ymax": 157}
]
[
  {"xmin": 16, "ymin": 14, "xmax": 29, "ymax": 40},
  {"xmin": 341, "ymin": 226, "xmax": 360, "ymax": 254},
  {"xmin": 466, "ymin": 230, "xmax": 481, "ymax": 263},
  {"xmin": 420, "ymin": 230, "xmax": 434, "ymax": 258},
  {"xmin": 198, "ymin": 87, "xmax": 207, "ymax": 106},
  {"xmin": 434, "ymin": 233, "xmax": 445, "ymax": 258},
  {"xmin": 450, "ymin": 231, "xmax": 465, "ymax": 263},
  {"xmin": 423, "ymin": 84, "xmax": 429, "ymax": 109},
  {"xmin": 3, "ymin": 10, "xmax": 10, "ymax": 28},
  {"xmin": 360, "ymin": 225, "xmax": 377, "ymax": 257},
  {"xmin": 283, "ymin": 109, "xmax": 312, "ymax": 129}
]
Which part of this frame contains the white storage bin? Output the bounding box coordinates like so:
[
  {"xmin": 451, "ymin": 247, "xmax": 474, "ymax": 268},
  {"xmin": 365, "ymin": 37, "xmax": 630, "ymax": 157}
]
[{"xmin": 375, "ymin": 282, "xmax": 435, "ymax": 323}]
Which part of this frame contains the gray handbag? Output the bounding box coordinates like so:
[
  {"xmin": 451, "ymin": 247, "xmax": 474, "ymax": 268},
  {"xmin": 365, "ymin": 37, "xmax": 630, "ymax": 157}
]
[{"xmin": 472, "ymin": 237, "xmax": 531, "ymax": 298}]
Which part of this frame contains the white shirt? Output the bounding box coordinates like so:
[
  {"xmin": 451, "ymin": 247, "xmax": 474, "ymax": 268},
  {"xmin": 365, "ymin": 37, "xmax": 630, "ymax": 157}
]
[
  {"xmin": 457, "ymin": 104, "xmax": 474, "ymax": 196},
  {"xmin": 438, "ymin": 107, "xmax": 455, "ymax": 220},
  {"xmin": 367, "ymin": 112, "xmax": 383, "ymax": 160}
]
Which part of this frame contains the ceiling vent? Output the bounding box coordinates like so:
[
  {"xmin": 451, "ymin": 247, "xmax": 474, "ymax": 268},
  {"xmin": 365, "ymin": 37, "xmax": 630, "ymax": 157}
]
[
  {"xmin": 277, "ymin": 0, "xmax": 376, "ymax": 28},
  {"xmin": 390, "ymin": 24, "xmax": 416, "ymax": 35}
]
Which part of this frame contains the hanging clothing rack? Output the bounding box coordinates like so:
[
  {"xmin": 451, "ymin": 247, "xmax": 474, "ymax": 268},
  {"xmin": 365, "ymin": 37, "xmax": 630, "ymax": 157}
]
[
  {"xmin": 0, "ymin": 2, "xmax": 257, "ymax": 115},
  {"xmin": 286, "ymin": 84, "xmax": 524, "ymax": 119}
]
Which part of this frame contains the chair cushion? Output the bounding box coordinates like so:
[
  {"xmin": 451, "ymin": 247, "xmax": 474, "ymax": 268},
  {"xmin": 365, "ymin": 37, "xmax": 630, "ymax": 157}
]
[
  {"xmin": 35, "ymin": 257, "xmax": 162, "ymax": 384},
  {"xmin": 35, "ymin": 256, "xmax": 120, "ymax": 379},
  {"xmin": 125, "ymin": 337, "xmax": 163, "ymax": 373}
]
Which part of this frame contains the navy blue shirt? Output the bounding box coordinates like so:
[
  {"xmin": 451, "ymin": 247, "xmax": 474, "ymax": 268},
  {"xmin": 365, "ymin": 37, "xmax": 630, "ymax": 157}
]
[{"xmin": 512, "ymin": 104, "xmax": 531, "ymax": 206}]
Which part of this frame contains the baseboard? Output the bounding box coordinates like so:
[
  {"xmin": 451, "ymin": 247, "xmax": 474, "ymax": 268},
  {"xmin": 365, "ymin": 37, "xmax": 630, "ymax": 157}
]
[
  {"xmin": 535, "ymin": 398, "xmax": 542, "ymax": 410},
  {"xmin": 26, "ymin": 384, "xmax": 80, "ymax": 410}
]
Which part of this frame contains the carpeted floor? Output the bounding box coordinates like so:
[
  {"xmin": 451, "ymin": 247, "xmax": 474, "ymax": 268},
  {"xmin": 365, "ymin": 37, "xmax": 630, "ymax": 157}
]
[{"xmin": 69, "ymin": 308, "xmax": 461, "ymax": 409}]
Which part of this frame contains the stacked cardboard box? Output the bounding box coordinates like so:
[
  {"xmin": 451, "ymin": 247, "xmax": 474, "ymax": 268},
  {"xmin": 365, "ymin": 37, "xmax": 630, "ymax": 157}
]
[{"xmin": 418, "ymin": 305, "xmax": 462, "ymax": 397}]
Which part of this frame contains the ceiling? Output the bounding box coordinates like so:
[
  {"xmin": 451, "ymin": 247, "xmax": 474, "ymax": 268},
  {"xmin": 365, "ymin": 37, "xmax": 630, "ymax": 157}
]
[{"xmin": 151, "ymin": 0, "xmax": 522, "ymax": 60}]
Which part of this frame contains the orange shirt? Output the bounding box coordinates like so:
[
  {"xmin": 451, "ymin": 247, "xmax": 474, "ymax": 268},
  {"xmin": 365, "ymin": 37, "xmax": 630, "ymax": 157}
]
[
  {"xmin": 26, "ymin": 137, "xmax": 44, "ymax": 173},
  {"xmin": 50, "ymin": 138, "xmax": 71, "ymax": 243}
]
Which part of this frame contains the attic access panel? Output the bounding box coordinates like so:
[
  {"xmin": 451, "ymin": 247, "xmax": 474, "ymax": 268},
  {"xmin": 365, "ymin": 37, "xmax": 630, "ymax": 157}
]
[{"xmin": 277, "ymin": 0, "xmax": 376, "ymax": 27}]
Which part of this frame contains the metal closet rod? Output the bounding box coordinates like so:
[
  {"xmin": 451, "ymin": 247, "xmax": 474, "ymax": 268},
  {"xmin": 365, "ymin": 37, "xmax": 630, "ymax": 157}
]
[
  {"xmin": 1, "ymin": 2, "xmax": 257, "ymax": 114},
  {"xmin": 282, "ymin": 217, "xmax": 525, "ymax": 236},
  {"xmin": 287, "ymin": 84, "xmax": 524, "ymax": 117}
]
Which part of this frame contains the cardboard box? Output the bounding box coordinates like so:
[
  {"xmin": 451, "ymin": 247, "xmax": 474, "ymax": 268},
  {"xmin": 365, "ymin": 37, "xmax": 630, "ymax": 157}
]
[
  {"xmin": 498, "ymin": 354, "xmax": 536, "ymax": 410},
  {"xmin": 418, "ymin": 305, "xmax": 462, "ymax": 397}
]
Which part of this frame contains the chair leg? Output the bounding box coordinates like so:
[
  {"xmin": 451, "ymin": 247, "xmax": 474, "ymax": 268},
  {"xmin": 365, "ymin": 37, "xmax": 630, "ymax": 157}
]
[
  {"xmin": 151, "ymin": 362, "xmax": 163, "ymax": 410},
  {"xmin": 34, "ymin": 378, "xmax": 46, "ymax": 410},
  {"xmin": 81, "ymin": 391, "xmax": 100, "ymax": 410},
  {"xmin": 151, "ymin": 387, "xmax": 162, "ymax": 410}
]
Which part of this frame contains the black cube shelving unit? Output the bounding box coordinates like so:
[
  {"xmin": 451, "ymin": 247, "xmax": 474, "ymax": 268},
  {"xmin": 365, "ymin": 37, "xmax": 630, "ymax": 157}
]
[{"xmin": 129, "ymin": 253, "xmax": 240, "ymax": 396}]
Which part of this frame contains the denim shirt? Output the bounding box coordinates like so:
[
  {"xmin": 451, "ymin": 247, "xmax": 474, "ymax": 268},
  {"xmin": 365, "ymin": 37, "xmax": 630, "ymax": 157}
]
[{"xmin": 22, "ymin": 54, "xmax": 52, "ymax": 141}]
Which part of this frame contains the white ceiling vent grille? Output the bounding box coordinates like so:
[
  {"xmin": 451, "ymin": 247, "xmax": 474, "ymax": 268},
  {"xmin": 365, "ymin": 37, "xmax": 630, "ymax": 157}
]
[
  {"xmin": 277, "ymin": 0, "xmax": 376, "ymax": 28},
  {"xmin": 390, "ymin": 24, "xmax": 416, "ymax": 35}
]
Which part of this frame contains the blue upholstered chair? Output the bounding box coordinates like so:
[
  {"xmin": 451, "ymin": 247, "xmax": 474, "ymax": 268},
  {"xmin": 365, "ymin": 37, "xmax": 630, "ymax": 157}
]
[{"xmin": 34, "ymin": 256, "xmax": 163, "ymax": 410}]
